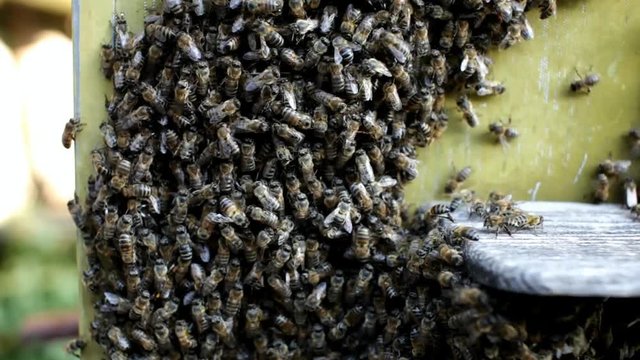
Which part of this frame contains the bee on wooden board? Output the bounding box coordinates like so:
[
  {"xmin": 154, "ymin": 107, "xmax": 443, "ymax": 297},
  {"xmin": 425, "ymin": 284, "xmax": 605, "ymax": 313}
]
[{"xmin": 570, "ymin": 69, "xmax": 600, "ymax": 94}]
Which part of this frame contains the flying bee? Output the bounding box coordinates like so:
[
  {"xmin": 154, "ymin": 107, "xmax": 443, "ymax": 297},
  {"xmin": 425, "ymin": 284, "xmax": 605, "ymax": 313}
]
[
  {"xmin": 625, "ymin": 178, "xmax": 638, "ymax": 208},
  {"xmin": 539, "ymin": 0, "xmax": 557, "ymax": 19},
  {"xmin": 456, "ymin": 95, "xmax": 479, "ymax": 128},
  {"xmin": 593, "ymin": 173, "xmax": 610, "ymax": 203},
  {"xmin": 61, "ymin": 118, "xmax": 85, "ymax": 149},
  {"xmin": 444, "ymin": 166, "xmax": 472, "ymax": 194},
  {"xmin": 570, "ymin": 70, "xmax": 600, "ymax": 94}
]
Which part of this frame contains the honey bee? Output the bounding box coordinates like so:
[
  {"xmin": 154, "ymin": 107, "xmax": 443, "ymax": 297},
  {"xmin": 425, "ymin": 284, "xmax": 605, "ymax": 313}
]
[
  {"xmin": 131, "ymin": 328, "xmax": 157, "ymax": 352},
  {"xmin": 489, "ymin": 118, "xmax": 518, "ymax": 146},
  {"xmin": 220, "ymin": 196, "xmax": 249, "ymax": 227},
  {"xmin": 305, "ymin": 282, "xmax": 327, "ymax": 310},
  {"xmin": 570, "ymin": 70, "xmax": 600, "ymax": 94},
  {"xmin": 107, "ymin": 326, "xmax": 130, "ymax": 352},
  {"xmin": 631, "ymin": 204, "xmax": 640, "ymax": 218},
  {"xmin": 243, "ymin": 304, "xmax": 265, "ymax": 337},
  {"xmin": 444, "ymin": 166, "xmax": 472, "ymax": 194},
  {"xmin": 224, "ymin": 282, "xmax": 244, "ymax": 318},
  {"xmin": 65, "ymin": 338, "xmax": 86, "ymax": 358},
  {"xmin": 275, "ymin": 314, "xmax": 299, "ymax": 336},
  {"xmin": 61, "ymin": 117, "xmax": 85, "ymax": 149},
  {"xmin": 175, "ymin": 319, "xmax": 197, "ymax": 351},
  {"xmin": 273, "ymin": 123, "xmax": 306, "ymax": 145},
  {"xmin": 324, "ymin": 201, "xmax": 353, "ymax": 233},
  {"xmin": 381, "ymin": 82, "xmax": 402, "ymax": 111},
  {"xmin": 287, "ymin": 0, "xmax": 306, "ymax": 18},
  {"xmin": 456, "ymin": 94, "xmax": 480, "ymax": 128},
  {"xmin": 452, "ymin": 225, "xmax": 480, "ymax": 241},
  {"xmin": 597, "ymin": 157, "xmax": 631, "ymax": 178},
  {"xmin": 539, "ymin": 0, "xmax": 557, "ymax": 19},
  {"xmin": 280, "ymin": 48, "xmax": 304, "ymax": 71},
  {"xmin": 351, "ymin": 182, "xmax": 373, "ymax": 213},
  {"xmin": 452, "ymin": 287, "xmax": 489, "ymax": 308},
  {"xmin": 483, "ymin": 214, "xmax": 513, "ymax": 237},
  {"xmin": 340, "ymin": 4, "xmax": 361, "ymax": 36},
  {"xmin": 246, "ymin": 205, "xmax": 278, "ymax": 228},
  {"xmin": 473, "ymin": 79, "xmax": 506, "ymax": 96}
]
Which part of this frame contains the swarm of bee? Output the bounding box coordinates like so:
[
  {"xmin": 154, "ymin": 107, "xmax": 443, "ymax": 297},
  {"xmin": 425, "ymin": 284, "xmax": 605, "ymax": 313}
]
[{"xmin": 63, "ymin": 0, "xmax": 581, "ymax": 358}]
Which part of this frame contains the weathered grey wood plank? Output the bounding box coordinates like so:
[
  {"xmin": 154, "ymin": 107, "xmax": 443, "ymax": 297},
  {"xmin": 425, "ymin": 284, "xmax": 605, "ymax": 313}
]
[{"xmin": 456, "ymin": 202, "xmax": 640, "ymax": 297}]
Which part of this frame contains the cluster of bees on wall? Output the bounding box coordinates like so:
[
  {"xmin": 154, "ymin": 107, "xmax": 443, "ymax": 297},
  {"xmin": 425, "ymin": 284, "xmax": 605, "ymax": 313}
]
[{"xmin": 60, "ymin": 0, "xmax": 633, "ymax": 359}]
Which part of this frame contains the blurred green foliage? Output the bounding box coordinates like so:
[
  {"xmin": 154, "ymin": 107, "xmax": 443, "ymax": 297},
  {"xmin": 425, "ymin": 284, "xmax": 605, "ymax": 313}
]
[{"xmin": 0, "ymin": 207, "xmax": 79, "ymax": 360}]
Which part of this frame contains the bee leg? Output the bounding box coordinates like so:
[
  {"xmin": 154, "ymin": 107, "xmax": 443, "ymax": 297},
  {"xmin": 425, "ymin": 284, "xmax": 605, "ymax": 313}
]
[{"xmin": 503, "ymin": 225, "xmax": 513, "ymax": 237}]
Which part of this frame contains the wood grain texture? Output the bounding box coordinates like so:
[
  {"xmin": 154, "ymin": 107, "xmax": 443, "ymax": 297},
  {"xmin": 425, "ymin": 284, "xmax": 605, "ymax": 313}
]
[{"xmin": 457, "ymin": 202, "xmax": 640, "ymax": 297}]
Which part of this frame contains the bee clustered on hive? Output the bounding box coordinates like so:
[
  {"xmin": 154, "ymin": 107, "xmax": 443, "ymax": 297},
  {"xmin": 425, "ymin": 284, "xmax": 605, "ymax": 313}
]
[{"xmin": 59, "ymin": 0, "xmax": 609, "ymax": 358}]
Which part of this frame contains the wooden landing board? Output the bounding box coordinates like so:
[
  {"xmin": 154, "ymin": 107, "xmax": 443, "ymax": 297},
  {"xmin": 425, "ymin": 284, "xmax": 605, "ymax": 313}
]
[{"xmin": 456, "ymin": 202, "xmax": 640, "ymax": 297}]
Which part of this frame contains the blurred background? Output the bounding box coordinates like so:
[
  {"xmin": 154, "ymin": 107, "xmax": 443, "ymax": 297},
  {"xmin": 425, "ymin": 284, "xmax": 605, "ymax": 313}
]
[{"xmin": 0, "ymin": 0, "xmax": 78, "ymax": 359}]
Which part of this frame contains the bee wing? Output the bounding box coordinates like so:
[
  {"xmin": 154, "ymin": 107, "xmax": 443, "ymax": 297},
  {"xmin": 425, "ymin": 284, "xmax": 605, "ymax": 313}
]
[
  {"xmin": 193, "ymin": 242, "xmax": 211, "ymax": 263},
  {"xmin": 334, "ymin": 48, "xmax": 343, "ymax": 65},
  {"xmin": 460, "ymin": 56, "xmax": 470, "ymax": 72},
  {"xmin": 386, "ymin": 44, "xmax": 407, "ymax": 64},
  {"xmin": 147, "ymin": 195, "xmax": 161, "ymax": 214},
  {"xmin": 343, "ymin": 216, "xmax": 353, "ymax": 233},
  {"xmin": 104, "ymin": 291, "xmax": 125, "ymax": 305},
  {"xmin": 614, "ymin": 160, "xmax": 632, "ymax": 175},
  {"xmin": 361, "ymin": 77, "xmax": 373, "ymax": 101},
  {"xmin": 521, "ymin": 19, "xmax": 535, "ymax": 40},
  {"xmin": 283, "ymin": 88, "xmax": 297, "ymax": 110},
  {"xmin": 209, "ymin": 213, "xmax": 234, "ymax": 223},
  {"xmin": 229, "ymin": 0, "xmax": 242, "ymax": 9},
  {"xmin": 377, "ymin": 176, "xmax": 398, "ymax": 188},
  {"xmin": 626, "ymin": 185, "xmax": 638, "ymax": 208}
]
